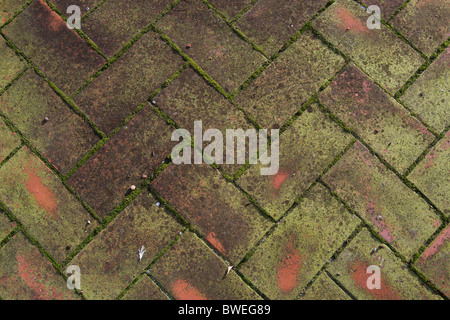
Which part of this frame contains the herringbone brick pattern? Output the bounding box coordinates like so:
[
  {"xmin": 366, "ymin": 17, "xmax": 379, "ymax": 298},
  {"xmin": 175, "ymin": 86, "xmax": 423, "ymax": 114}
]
[{"xmin": 0, "ymin": 0, "xmax": 448, "ymax": 300}]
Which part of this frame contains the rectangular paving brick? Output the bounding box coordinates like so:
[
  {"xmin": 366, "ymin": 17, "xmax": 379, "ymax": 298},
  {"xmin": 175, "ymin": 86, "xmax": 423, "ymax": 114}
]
[
  {"xmin": 234, "ymin": 29, "xmax": 346, "ymax": 130},
  {"xmin": 0, "ymin": 232, "xmax": 78, "ymax": 300},
  {"xmin": 415, "ymin": 225, "xmax": 449, "ymax": 297},
  {"xmin": 68, "ymin": 106, "xmax": 176, "ymax": 218},
  {"xmin": 320, "ymin": 63, "xmax": 434, "ymax": 173},
  {"xmin": 0, "ymin": 210, "xmax": 16, "ymax": 240},
  {"xmin": 360, "ymin": 0, "xmax": 405, "ymax": 18},
  {"xmin": 237, "ymin": 104, "xmax": 352, "ymax": 220},
  {"xmin": 400, "ymin": 47, "xmax": 450, "ymax": 133},
  {"xmin": 50, "ymin": 0, "xmax": 103, "ymax": 17},
  {"xmin": 70, "ymin": 193, "xmax": 182, "ymax": 300},
  {"xmin": 74, "ymin": 30, "xmax": 183, "ymax": 134},
  {"xmin": 0, "ymin": 38, "xmax": 26, "ymax": 89},
  {"xmin": 0, "ymin": 0, "xmax": 28, "ymax": 25},
  {"xmin": 151, "ymin": 231, "xmax": 261, "ymax": 300},
  {"xmin": 313, "ymin": 0, "xmax": 425, "ymax": 94},
  {"xmin": 323, "ymin": 141, "xmax": 440, "ymax": 259},
  {"xmin": 3, "ymin": 0, "xmax": 105, "ymax": 94},
  {"xmin": 0, "ymin": 147, "xmax": 98, "ymax": 262},
  {"xmin": 83, "ymin": 0, "xmax": 173, "ymax": 57},
  {"xmin": 327, "ymin": 229, "xmax": 440, "ymax": 300},
  {"xmin": 408, "ymin": 131, "xmax": 450, "ymax": 216},
  {"xmin": 121, "ymin": 275, "xmax": 169, "ymax": 300},
  {"xmin": 156, "ymin": 0, "xmax": 266, "ymax": 93},
  {"xmin": 234, "ymin": 0, "xmax": 329, "ymax": 56},
  {"xmin": 391, "ymin": 0, "xmax": 450, "ymax": 56},
  {"xmin": 208, "ymin": 0, "xmax": 250, "ymax": 19},
  {"xmin": 0, "ymin": 70, "xmax": 100, "ymax": 175},
  {"xmin": 298, "ymin": 272, "xmax": 351, "ymax": 300},
  {"xmin": 240, "ymin": 184, "xmax": 359, "ymax": 300},
  {"xmin": 151, "ymin": 163, "xmax": 272, "ymax": 264},
  {"xmin": 0, "ymin": 119, "xmax": 20, "ymax": 163}
]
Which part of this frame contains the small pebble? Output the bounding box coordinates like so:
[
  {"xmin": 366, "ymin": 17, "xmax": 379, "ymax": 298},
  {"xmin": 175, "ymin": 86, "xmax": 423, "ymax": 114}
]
[
  {"xmin": 151, "ymin": 100, "xmax": 156, "ymax": 104},
  {"xmin": 142, "ymin": 174, "xmax": 148, "ymax": 179},
  {"xmin": 186, "ymin": 43, "xmax": 192, "ymax": 49},
  {"xmin": 130, "ymin": 185, "xmax": 136, "ymax": 191},
  {"xmin": 156, "ymin": 202, "xmax": 161, "ymax": 207},
  {"xmin": 87, "ymin": 220, "xmax": 91, "ymax": 224}
]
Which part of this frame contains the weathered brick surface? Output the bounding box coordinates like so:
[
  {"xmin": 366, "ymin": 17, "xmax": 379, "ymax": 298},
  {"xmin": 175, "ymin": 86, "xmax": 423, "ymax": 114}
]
[
  {"xmin": 234, "ymin": 30, "xmax": 345, "ymax": 130},
  {"xmin": 121, "ymin": 276, "xmax": 169, "ymax": 300},
  {"xmin": 323, "ymin": 142, "xmax": 440, "ymax": 259},
  {"xmin": 0, "ymin": 0, "xmax": 28, "ymax": 25},
  {"xmin": 408, "ymin": 131, "xmax": 450, "ymax": 216},
  {"xmin": 0, "ymin": 211, "xmax": 16, "ymax": 240},
  {"xmin": 327, "ymin": 229, "xmax": 440, "ymax": 300},
  {"xmin": 237, "ymin": 104, "xmax": 352, "ymax": 219},
  {"xmin": 298, "ymin": 272, "xmax": 350, "ymax": 300},
  {"xmin": 0, "ymin": 119, "xmax": 20, "ymax": 163},
  {"xmin": 156, "ymin": 0, "xmax": 266, "ymax": 93},
  {"xmin": 360, "ymin": 0, "xmax": 405, "ymax": 19},
  {"xmin": 313, "ymin": 0, "xmax": 424, "ymax": 94},
  {"xmin": 208, "ymin": 0, "xmax": 250, "ymax": 19},
  {"xmin": 51, "ymin": 0, "xmax": 102, "ymax": 17},
  {"xmin": 3, "ymin": 0, "xmax": 105, "ymax": 94},
  {"xmin": 0, "ymin": 70, "xmax": 100, "ymax": 174},
  {"xmin": 320, "ymin": 63, "xmax": 434, "ymax": 173},
  {"xmin": 70, "ymin": 193, "xmax": 182, "ymax": 300},
  {"xmin": 240, "ymin": 184, "xmax": 359, "ymax": 299},
  {"xmin": 151, "ymin": 231, "xmax": 261, "ymax": 300},
  {"xmin": 0, "ymin": 38, "xmax": 26, "ymax": 89}
]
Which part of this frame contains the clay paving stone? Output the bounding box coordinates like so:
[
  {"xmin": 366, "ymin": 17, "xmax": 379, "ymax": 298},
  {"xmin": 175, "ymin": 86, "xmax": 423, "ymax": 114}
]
[
  {"xmin": 320, "ymin": 63, "xmax": 434, "ymax": 174},
  {"xmin": 0, "ymin": 38, "xmax": 26, "ymax": 89},
  {"xmin": 0, "ymin": 147, "xmax": 98, "ymax": 262},
  {"xmin": 151, "ymin": 163, "xmax": 272, "ymax": 265},
  {"xmin": 240, "ymin": 184, "xmax": 360, "ymax": 300},
  {"xmin": 50, "ymin": 0, "xmax": 103, "ymax": 17},
  {"xmin": 408, "ymin": 131, "xmax": 450, "ymax": 216},
  {"xmin": 237, "ymin": 104, "xmax": 352, "ymax": 220},
  {"xmin": 298, "ymin": 272, "xmax": 350, "ymax": 300},
  {"xmin": 74, "ymin": 30, "xmax": 183, "ymax": 134},
  {"xmin": 0, "ymin": 70, "xmax": 100, "ymax": 175},
  {"xmin": 312, "ymin": 0, "xmax": 424, "ymax": 94},
  {"xmin": 0, "ymin": 119, "xmax": 20, "ymax": 163},
  {"xmin": 234, "ymin": 0, "xmax": 329, "ymax": 56},
  {"xmin": 3, "ymin": 0, "xmax": 105, "ymax": 94},
  {"xmin": 156, "ymin": 0, "xmax": 266, "ymax": 93},
  {"xmin": 153, "ymin": 67, "xmax": 254, "ymax": 175},
  {"xmin": 400, "ymin": 47, "xmax": 450, "ymax": 133},
  {"xmin": 322, "ymin": 141, "xmax": 440, "ymax": 259},
  {"xmin": 234, "ymin": 29, "xmax": 346, "ymax": 130},
  {"xmin": 207, "ymin": 0, "xmax": 250, "ymax": 19},
  {"xmin": 391, "ymin": 0, "xmax": 450, "ymax": 56},
  {"xmin": 359, "ymin": 0, "xmax": 405, "ymax": 19},
  {"xmin": 0, "ymin": 0, "xmax": 28, "ymax": 25},
  {"xmin": 83, "ymin": 0, "xmax": 173, "ymax": 57},
  {"xmin": 70, "ymin": 193, "xmax": 182, "ymax": 300},
  {"xmin": 0, "ymin": 211, "xmax": 16, "ymax": 240},
  {"xmin": 327, "ymin": 229, "xmax": 440, "ymax": 300},
  {"xmin": 121, "ymin": 275, "xmax": 169, "ymax": 300},
  {"xmin": 0, "ymin": 232, "xmax": 78, "ymax": 300},
  {"xmin": 151, "ymin": 231, "xmax": 261, "ymax": 300},
  {"xmin": 68, "ymin": 106, "xmax": 176, "ymax": 218},
  {"xmin": 415, "ymin": 225, "xmax": 450, "ymax": 297}
]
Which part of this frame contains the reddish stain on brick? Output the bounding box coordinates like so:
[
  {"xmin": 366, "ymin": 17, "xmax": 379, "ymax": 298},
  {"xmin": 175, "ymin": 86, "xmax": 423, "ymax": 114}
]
[
  {"xmin": 366, "ymin": 201, "xmax": 395, "ymax": 244},
  {"xmin": 271, "ymin": 170, "xmax": 290, "ymax": 192},
  {"xmin": 36, "ymin": 0, "xmax": 66, "ymax": 32},
  {"xmin": 206, "ymin": 232, "xmax": 226, "ymax": 254},
  {"xmin": 276, "ymin": 239, "xmax": 302, "ymax": 294},
  {"xmin": 336, "ymin": 7, "xmax": 369, "ymax": 34},
  {"xmin": 23, "ymin": 168, "xmax": 58, "ymax": 219},
  {"xmin": 421, "ymin": 227, "xmax": 450, "ymax": 261},
  {"xmin": 171, "ymin": 279, "xmax": 207, "ymax": 300}
]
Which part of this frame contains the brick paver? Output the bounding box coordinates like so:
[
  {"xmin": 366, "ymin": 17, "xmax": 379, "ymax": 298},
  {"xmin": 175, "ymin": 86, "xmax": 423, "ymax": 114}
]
[
  {"xmin": 298, "ymin": 272, "xmax": 350, "ymax": 300},
  {"xmin": 0, "ymin": 38, "xmax": 26, "ymax": 89},
  {"xmin": 0, "ymin": 211, "xmax": 16, "ymax": 240},
  {"xmin": 360, "ymin": 0, "xmax": 405, "ymax": 19},
  {"xmin": 51, "ymin": 0, "xmax": 102, "ymax": 17},
  {"xmin": 0, "ymin": 119, "xmax": 20, "ymax": 163},
  {"xmin": 208, "ymin": 0, "xmax": 250, "ymax": 19},
  {"xmin": 121, "ymin": 276, "xmax": 169, "ymax": 300},
  {"xmin": 0, "ymin": 0, "xmax": 28, "ymax": 25}
]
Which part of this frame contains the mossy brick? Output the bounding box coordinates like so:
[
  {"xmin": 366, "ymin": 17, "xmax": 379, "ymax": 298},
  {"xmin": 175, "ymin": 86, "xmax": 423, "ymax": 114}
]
[
  {"xmin": 70, "ymin": 193, "xmax": 182, "ymax": 300},
  {"xmin": 237, "ymin": 104, "xmax": 352, "ymax": 220},
  {"xmin": 121, "ymin": 275, "xmax": 169, "ymax": 300},
  {"xmin": 0, "ymin": 232, "xmax": 78, "ymax": 300},
  {"xmin": 208, "ymin": 0, "xmax": 250, "ymax": 19},
  {"xmin": 74, "ymin": 30, "xmax": 183, "ymax": 134},
  {"xmin": 151, "ymin": 163, "xmax": 272, "ymax": 265},
  {"xmin": 415, "ymin": 225, "xmax": 450, "ymax": 297},
  {"xmin": 408, "ymin": 131, "xmax": 450, "ymax": 216},
  {"xmin": 312, "ymin": 0, "xmax": 424, "ymax": 94},
  {"xmin": 320, "ymin": 63, "xmax": 434, "ymax": 174},
  {"xmin": 298, "ymin": 272, "xmax": 351, "ymax": 300},
  {"xmin": 0, "ymin": 119, "xmax": 20, "ymax": 163},
  {"xmin": 391, "ymin": 0, "xmax": 450, "ymax": 56},
  {"xmin": 0, "ymin": 38, "xmax": 26, "ymax": 89},
  {"xmin": 0, "ymin": 147, "xmax": 98, "ymax": 262},
  {"xmin": 359, "ymin": 0, "xmax": 405, "ymax": 19},
  {"xmin": 67, "ymin": 106, "xmax": 176, "ymax": 218},
  {"xmin": 2, "ymin": 0, "xmax": 105, "ymax": 94},
  {"xmin": 0, "ymin": 70, "xmax": 100, "ymax": 175},
  {"xmin": 0, "ymin": 0, "xmax": 28, "ymax": 25},
  {"xmin": 323, "ymin": 141, "xmax": 440, "ymax": 259},
  {"xmin": 327, "ymin": 229, "xmax": 440, "ymax": 300},
  {"xmin": 50, "ymin": 0, "xmax": 103, "ymax": 17},
  {"xmin": 83, "ymin": 0, "xmax": 173, "ymax": 57},
  {"xmin": 234, "ymin": 0, "xmax": 329, "ymax": 56},
  {"xmin": 153, "ymin": 67, "xmax": 254, "ymax": 175},
  {"xmin": 156, "ymin": 0, "xmax": 266, "ymax": 93},
  {"xmin": 150, "ymin": 231, "xmax": 261, "ymax": 300},
  {"xmin": 240, "ymin": 184, "xmax": 359, "ymax": 300},
  {"xmin": 0, "ymin": 210, "xmax": 16, "ymax": 240},
  {"xmin": 234, "ymin": 29, "xmax": 345, "ymax": 130},
  {"xmin": 400, "ymin": 47, "xmax": 450, "ymax": 133}
]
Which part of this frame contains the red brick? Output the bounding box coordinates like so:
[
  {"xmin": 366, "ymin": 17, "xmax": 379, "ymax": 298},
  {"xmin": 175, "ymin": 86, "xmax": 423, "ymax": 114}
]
[
  {"xmin": 0, "ymin": 119, "xmax": 20, "ymax": 163},
  {"xmin": 122, "ymin": 275, "xmax": 169, "ymax": 300}
]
